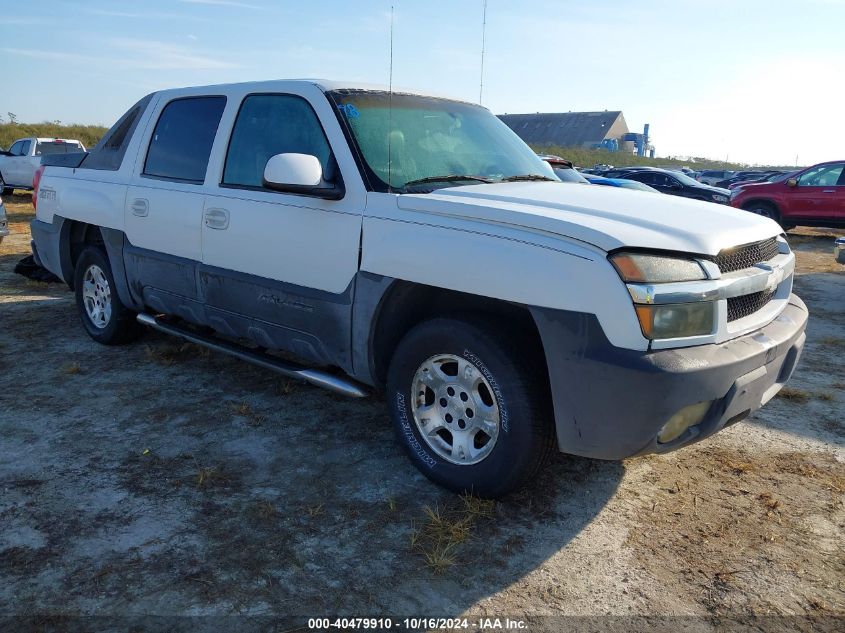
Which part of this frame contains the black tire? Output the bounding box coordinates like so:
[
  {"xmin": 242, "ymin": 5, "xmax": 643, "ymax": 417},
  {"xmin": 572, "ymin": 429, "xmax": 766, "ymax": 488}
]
[
  {"xmin": 386, "ymin": 316, "xmax": 556, "ymax": 498},
  {"xmin": 743, "ymin": 201, "xmax": 780, "ymax": 223},
  {"xmin": 74, "ymin": 245, "xmax": 143, "ymax": 345},
  {"xmin": 0, "ymin": 173, "xmax": 13, "ymax": 196}
]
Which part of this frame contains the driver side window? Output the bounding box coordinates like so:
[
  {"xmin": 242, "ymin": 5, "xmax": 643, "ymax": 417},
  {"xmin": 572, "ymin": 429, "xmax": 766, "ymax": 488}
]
[
  {"xmin": 222, "ymin": 94, "xmax": 333, "ymax": 190},
  {"xmin": 9, "ymin": 141, "xmax": 23, "ymax": 156}
]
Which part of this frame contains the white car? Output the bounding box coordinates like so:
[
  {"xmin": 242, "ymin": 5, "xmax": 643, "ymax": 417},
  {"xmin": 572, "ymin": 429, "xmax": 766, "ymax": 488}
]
[
  {"xmin": 30, "ymin": 80, "xmax": 808, "ymax": 497},
  {"xmin": 0, "ymin": 137, "xmax": 86, "ymax": 194}
]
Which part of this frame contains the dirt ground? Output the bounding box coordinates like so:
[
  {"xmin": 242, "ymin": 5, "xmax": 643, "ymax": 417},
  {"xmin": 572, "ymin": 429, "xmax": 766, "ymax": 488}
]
[{"xmin": 1, "ymin": 193, "xmax": 843, "ymax": 630}]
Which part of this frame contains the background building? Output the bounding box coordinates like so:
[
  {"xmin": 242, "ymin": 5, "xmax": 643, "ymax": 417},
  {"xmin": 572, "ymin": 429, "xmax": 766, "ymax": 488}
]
[{"xmin": 498, "ymin": 111, "xmax": 654, "ymax": 156}]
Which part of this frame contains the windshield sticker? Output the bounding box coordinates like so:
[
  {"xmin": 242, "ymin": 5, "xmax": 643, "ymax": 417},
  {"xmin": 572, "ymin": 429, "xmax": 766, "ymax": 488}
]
[{"xmin": 337, "ymin": 103, "xmax": 360, "ymax": 119}]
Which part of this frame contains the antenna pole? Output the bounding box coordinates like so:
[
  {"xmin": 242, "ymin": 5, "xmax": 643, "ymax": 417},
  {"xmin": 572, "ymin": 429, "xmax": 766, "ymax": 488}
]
[
  {"xmin": 388, "ymin": 4, "xmax": 394, "ymax": 193},
  {"xmin": 479, "ymin": 0, "xmax": 487, "ymax": 104}
]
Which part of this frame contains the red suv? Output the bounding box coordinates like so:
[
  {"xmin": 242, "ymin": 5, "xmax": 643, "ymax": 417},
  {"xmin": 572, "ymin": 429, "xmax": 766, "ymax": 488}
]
[{"xmin": 730, "ymin": 160, "xmax": 845, "ymax": 229}]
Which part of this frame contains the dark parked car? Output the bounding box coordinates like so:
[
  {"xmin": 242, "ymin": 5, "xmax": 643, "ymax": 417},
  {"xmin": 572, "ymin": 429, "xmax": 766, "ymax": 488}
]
[
  {"xmin": 730, "ymin": 160, "xmax": 845, "ymax": 229},
  {"xmin": 697, "ymin": 169, "xmax": 734, "ymax": 185},
  {"xmin": 729, "ymin": 170, "xmax": 798, "ymax": 193},
  {"xmin": 715, "ymin": 171, "xmax": 786, "ymax": 189},
  {"xmin": 600, "ymin": 166, "xmax": 652, "ymax": 179},
  {"xmin": 604, "ymin": 167, "xmax": 731, "ymax": 204}
]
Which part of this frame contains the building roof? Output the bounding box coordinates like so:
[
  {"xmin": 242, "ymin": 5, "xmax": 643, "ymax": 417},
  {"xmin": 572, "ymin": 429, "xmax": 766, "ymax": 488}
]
[{"xmin": 498, "ymin": 111, "xmax": 627, "ymax": 146}]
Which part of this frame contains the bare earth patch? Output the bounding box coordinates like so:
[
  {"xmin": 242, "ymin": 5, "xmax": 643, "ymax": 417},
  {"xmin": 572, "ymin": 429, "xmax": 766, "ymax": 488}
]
[{"xmin": 0, "ymin": 195, "xmax": 843, "ymax": 628}]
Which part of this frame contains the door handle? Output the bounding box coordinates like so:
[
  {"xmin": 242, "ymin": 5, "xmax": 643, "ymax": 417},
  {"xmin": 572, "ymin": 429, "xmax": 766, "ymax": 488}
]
[
  {"xmin": 204, "ymin": 207, "xmax": 229, "ymax": 230},
  {"xmin": 130, "ymin": 198, "xmax": 149, "ymax": 217},
  {"xmin": 822, "ymin": 189, "xmax": 836, "ymax": 193}
]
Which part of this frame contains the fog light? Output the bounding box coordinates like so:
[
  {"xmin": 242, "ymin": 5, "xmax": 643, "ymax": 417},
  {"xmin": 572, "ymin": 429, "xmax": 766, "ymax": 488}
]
[{"xmin": 657, "ymin": 401, "xmax": 712, "ymax": 444}]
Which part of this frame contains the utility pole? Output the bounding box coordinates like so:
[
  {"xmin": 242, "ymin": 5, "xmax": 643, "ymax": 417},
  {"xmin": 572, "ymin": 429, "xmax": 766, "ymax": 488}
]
[{"xmin": 479, "ymin": 0, "xmax": 487, "ymax": 105}]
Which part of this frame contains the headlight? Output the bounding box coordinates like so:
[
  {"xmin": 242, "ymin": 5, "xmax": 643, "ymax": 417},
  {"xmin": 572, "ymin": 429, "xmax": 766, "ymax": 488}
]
[
  {"xmin": 610, "ymin": 252, "xmax": 716, "ymax": 340},
  {"xmin": 634, "ymin": 302, "xmax": 715, "ymax": 339},
  {"xmin": 712, "ymin": 194, "xmax": 728, "ymax": 203},
  {"xmin": 610, "ymin": 252, "xmax": 707, "ymax": 283}
]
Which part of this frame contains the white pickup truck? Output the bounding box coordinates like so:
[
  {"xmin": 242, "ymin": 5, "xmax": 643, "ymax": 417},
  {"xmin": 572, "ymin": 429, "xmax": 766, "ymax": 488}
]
[
  {"xmin": 0, "ymin": 137, "xmax": 86, "ymax": 194},
  {"xmin": 30, "ymin": 80, "xmax": 807, "ymax": 497}
]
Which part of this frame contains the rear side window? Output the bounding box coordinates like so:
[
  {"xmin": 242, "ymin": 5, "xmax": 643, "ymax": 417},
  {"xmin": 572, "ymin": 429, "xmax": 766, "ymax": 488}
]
[
  {"xmin": 144, "ymin": 96, "xmax": 226, "ymax": 183},
  {"xmin": 626, "ymin": 172, "xmax": 655, "ymax": 184},
  {"xmin": 222, "ymin": 94, "xmax": 332, "ymax": 189},
  {"xmin": 19, "ymin": 140, "xmax": 32, "ymax": 155},
  {"xmin": 83, "ymin": 93, "xmax": 154, "ymax": 171}
]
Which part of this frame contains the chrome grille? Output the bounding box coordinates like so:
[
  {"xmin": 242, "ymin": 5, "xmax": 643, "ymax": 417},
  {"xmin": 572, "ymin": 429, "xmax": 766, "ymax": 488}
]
[
  {"xmin": 711, "ymin": 237, "xmax": 779, "ymax": 273},
  {"xmin": 727, "ymin": 288, "xmax": 776, "ymax": 322}
]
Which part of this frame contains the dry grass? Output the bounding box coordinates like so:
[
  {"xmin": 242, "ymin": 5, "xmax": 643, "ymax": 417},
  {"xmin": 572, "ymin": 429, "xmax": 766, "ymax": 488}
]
[
  {"xmin": 628, "ymin": 447, "xmax": 845, "ymax": 615},
  {"xmin": 144, "ymin": 341, "xmax": 210, "ymax": 366},
  {"xmin": 62, "ymin": 362, "xmax": 82, "ymax": 375},
  {"xmin": 819, "ymin": 336, "xmax": 845, "ymax": 348},
  {"xmin": 231, "ymin": 400, "xmax": 266, "ymax": 426},
  {"xmin": 409, "ymin": 494, "xmax": 496, "ymax": 573},
  {"xmin": 776, "ymin": 387, "xmax": 811, "ymax": 403},
  {"xmin": 305, "ymin": 503, "xmax": 325, "ymax": 518},
  {"xmin": 252, "ymin": 501, "xmax": 277, "ymax": 520},
  {"xmin": 275, "ymin": 380, "xmax": 300, "ymax": 396},
  {"xmin": 195, "ymin": 467, "xmax": 229, "ymax": 489}
]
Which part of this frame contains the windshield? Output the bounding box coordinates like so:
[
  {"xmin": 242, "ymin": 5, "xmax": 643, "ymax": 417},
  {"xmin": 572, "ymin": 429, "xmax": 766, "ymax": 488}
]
[
  {"xmin": 672, "ymin": 171, "xmax": 702, "ymax": 187},
  {"xmin": 327, "ymin": 90, "xmax": 555, "ymax": 192}
]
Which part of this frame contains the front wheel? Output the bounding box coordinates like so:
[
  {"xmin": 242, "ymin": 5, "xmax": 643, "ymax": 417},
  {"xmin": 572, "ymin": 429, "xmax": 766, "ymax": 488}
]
[
  {"xmin": 386, "ymin": 316, "xmax": 556, "ymax": 498},
  {"xmin": 74, "ymin": 246, "xmax": 143, "ymax": 345},
  {"xmin": 743, "ymin": 201, "xmax": 780, "ymax": 222}
]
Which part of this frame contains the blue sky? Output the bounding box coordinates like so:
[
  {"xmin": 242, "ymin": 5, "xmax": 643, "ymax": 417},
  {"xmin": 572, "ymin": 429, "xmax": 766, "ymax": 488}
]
[{"xmin": 1, "ymin": 0, "xmax": 843, "ymax": 165}]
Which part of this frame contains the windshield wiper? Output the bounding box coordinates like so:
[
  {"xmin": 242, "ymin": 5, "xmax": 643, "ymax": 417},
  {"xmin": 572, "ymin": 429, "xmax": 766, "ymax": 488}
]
[
  {"xmin": 402, "ymin": 174, "xmax": 494, "ymax": 188},
  {"xmin": 500, "ymin": 174, "xmax": 557, "ymax": 182}
]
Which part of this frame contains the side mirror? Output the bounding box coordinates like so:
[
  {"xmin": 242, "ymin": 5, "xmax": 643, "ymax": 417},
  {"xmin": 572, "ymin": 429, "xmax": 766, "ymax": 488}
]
[
  {"xmin": 262, "ymin": 153, "xmax": 343, "ymax": 200},
  {"xmin": 786, "ymin": 178, "xmax": 798, "ymax": 188}
]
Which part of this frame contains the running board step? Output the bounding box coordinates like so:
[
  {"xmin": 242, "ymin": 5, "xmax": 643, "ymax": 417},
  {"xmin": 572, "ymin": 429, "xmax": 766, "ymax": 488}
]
[{"xmin": 136, "ymin": 313, "xmax": 368, "ymax": 398}]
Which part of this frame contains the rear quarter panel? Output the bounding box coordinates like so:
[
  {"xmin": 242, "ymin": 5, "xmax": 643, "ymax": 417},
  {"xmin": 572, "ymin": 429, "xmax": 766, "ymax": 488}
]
[{"xmin": 36, "ymin": 170, "xmax": 128, "ymax": 231}]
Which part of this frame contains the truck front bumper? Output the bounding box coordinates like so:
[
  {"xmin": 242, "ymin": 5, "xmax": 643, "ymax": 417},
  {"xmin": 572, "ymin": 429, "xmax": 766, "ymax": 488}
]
[{"xmin": 530, "ymin": 294, "xmax": 808, "ymax": 460}]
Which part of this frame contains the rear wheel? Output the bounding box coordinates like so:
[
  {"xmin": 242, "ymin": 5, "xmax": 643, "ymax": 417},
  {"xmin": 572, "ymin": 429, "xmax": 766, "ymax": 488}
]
[
  {"xmin": 386, "ymin": 316, "xmax": 556, "ymax": 498},
  {"xmin": 74, "ymin": 246, "xmax": 143, "ymax": 345},
  {"xmin": 0, "ymin": 173, "xmax": 13, "ymax": 196}
]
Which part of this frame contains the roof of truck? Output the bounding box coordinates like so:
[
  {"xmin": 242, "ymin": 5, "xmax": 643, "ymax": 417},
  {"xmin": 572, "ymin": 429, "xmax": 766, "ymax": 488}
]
[{"xmin": 153, "ymin": 79, "xmax": 476, "ymax": 105}]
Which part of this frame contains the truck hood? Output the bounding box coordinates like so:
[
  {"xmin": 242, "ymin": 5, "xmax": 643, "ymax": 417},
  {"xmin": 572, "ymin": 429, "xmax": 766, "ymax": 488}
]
[{"xmin": 396, "ymin": 182, "xmax": 781, "ymax": 255}]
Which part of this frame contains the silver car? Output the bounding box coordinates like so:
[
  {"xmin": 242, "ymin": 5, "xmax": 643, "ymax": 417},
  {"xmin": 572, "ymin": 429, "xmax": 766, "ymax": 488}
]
[
  {"xmin": 0, "ymin": 196, "xmax": 8, "ymax": 244},
  {"xmin": 836, "ymin": 237, "xmax": 845, "ymax": 265}
]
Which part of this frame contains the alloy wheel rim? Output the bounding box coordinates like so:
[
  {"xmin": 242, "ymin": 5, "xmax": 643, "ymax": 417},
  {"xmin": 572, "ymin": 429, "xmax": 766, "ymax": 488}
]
[
  {"xmin": 411, "ymin": 353, "xmax": 500, "ymax": 465},
  {"xmin": 82, "ymin": 264, "xmax": 112, "ymax": 329}
]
